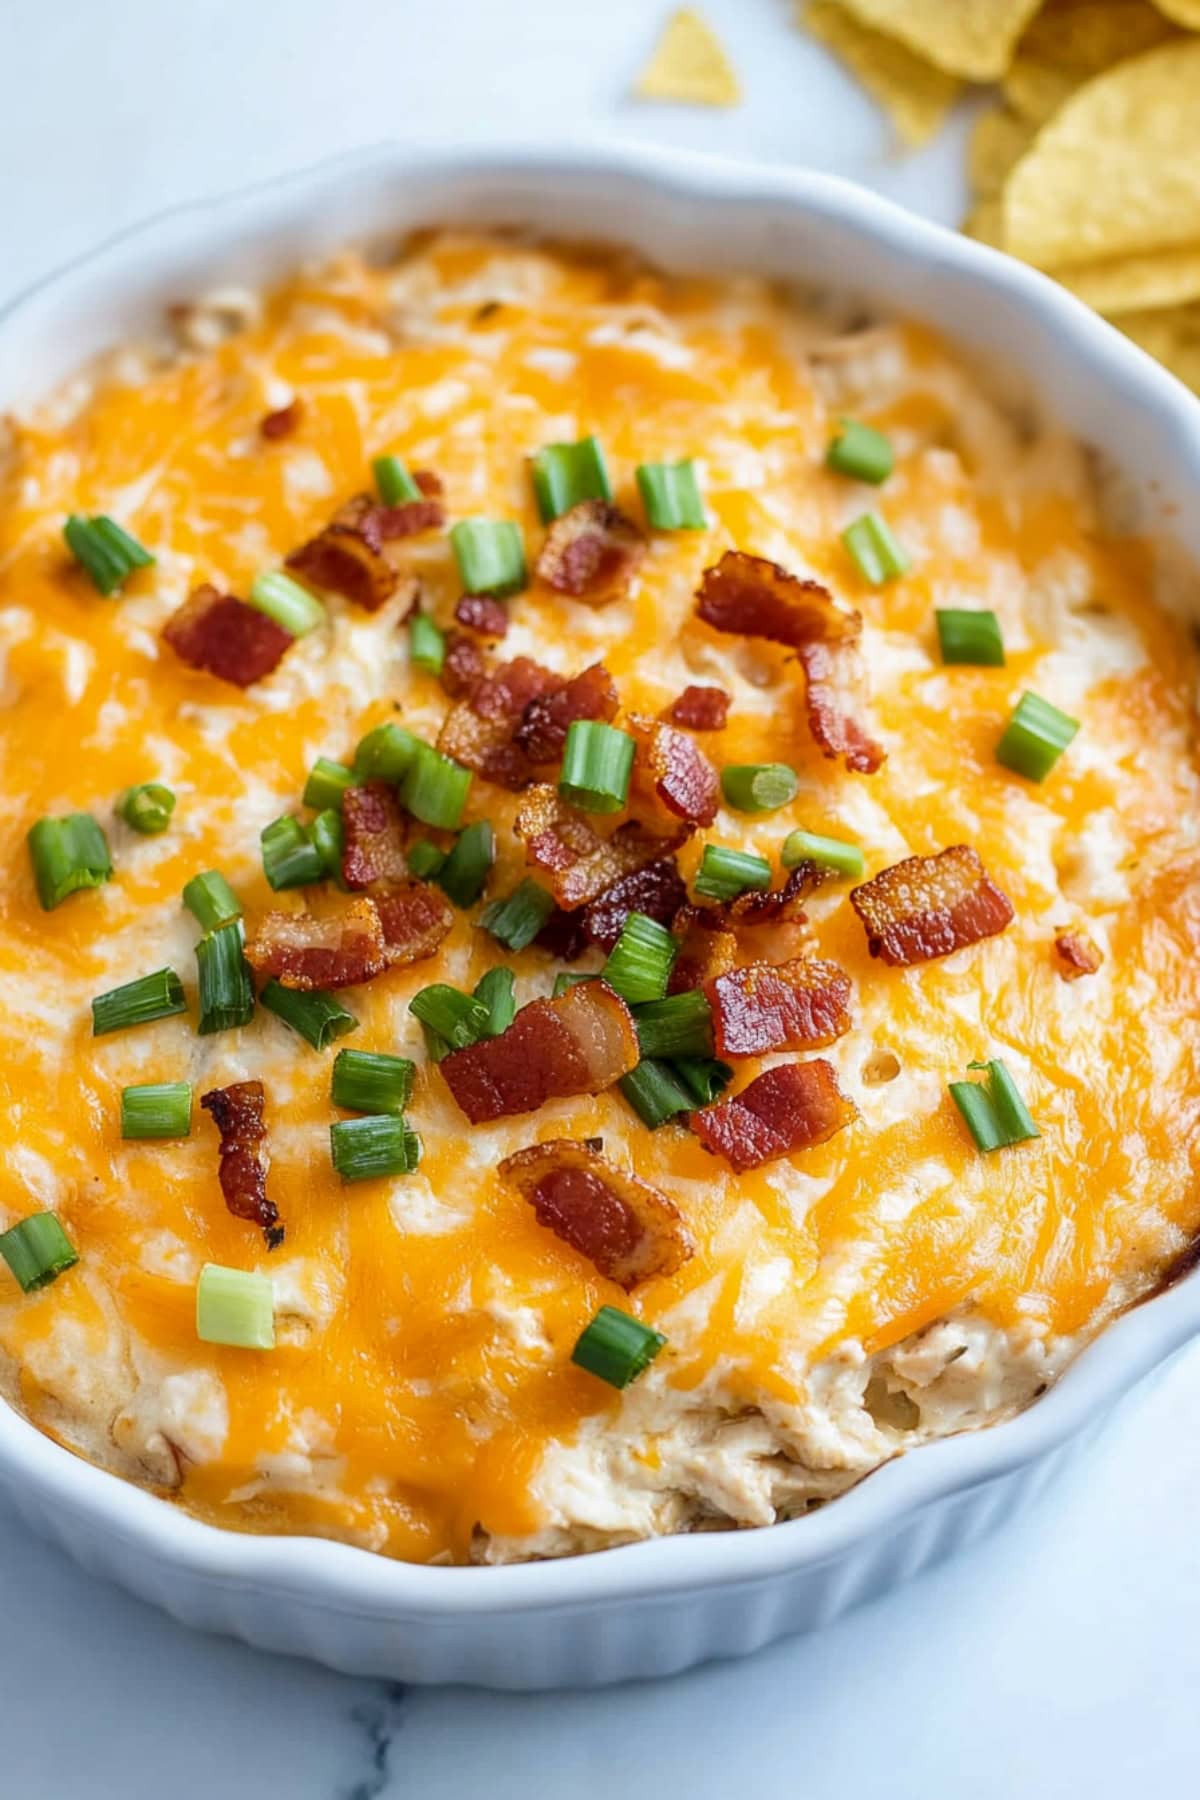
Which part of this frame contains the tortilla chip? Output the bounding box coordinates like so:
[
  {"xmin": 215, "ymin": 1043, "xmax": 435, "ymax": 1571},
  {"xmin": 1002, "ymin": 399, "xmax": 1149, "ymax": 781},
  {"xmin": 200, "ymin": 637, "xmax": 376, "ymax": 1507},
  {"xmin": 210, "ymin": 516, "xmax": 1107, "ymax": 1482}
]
[
  {"xmin": 635, "ymin": 8, "xmax": 741, "ymax": 106},
  {"xmin": 1053, "ymin": 245, "xmax": 1200, "ymax": 315},
  {"xmin": 968, "ymin": 107, "xmax": 1036, "ymax": 199},
  {"xmin": 964, "ymin": 201, "xmax": 1009, "ymax": 251},
  {"xmin": 831, "ymin": 0, "xmax": 1043, "ymax": 79},
  {"xmin": 1004, "ymin": 1, "xmax": 1178, "ymax": 121},
  {"xmin": 1003, "ymin": 39, "xmax": 1200, "ymax": 269},
  {"xmin": 802, "ymin": 1, "xmax": 961, "ymax": 145},
  {"xmin": 1118, "ymin": 304, "xmax": 1200, "ymax": 394},
  {"xmin": 1153, "ymin": 0, "xmax": 1200, "ymax": 23}
]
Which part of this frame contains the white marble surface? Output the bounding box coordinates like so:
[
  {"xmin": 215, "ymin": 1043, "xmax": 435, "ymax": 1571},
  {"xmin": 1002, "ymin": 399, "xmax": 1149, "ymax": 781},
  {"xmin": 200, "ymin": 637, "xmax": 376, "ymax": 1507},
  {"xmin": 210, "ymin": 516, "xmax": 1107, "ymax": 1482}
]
[{"xmin": 2, "ymin": 1, "xmax": 1199, "ymax": 1792}]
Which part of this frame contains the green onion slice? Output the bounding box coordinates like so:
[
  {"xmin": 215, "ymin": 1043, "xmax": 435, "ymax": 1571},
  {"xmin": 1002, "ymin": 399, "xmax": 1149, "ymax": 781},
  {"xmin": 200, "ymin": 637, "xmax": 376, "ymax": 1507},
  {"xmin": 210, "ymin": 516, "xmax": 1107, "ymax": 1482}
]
[
  {"xmin": 402, "ymin": 743, "xmax": 472, "ymax": 831},
  {"xmin": 261, "ymin": 815, "xmax": 325, "ymax": 890},
  {"xmin": 602, "ymin": 912, "xmax": 678, "ymax": 1005},
  {"xmin": 634, "ymin": 990, "xmax": 714, "ymax": 1060},
  {"xmin": 118, "ymin": 782, "xmax": 176, "ymax": 835},
  {"xmin": 532, "ymin": 435, "xmax": 612, "ymax": 523},
  {"xmin": 693, "ymin": 844, "xmax": 771, "ymax": 903},
  {"xmin": 182, "ymin": 869, "xmax": 241, "ymax": 931},
  {"xmin": 450, "ymin": 519, "xmax": 526, "ymax": 597},
  {"xmin": 438, "ymin": 821, "xmax": 494, "ymax": 908},
  {"xmin": 948, "ymin": 1058, "xmax": 1041, "ymax": 1153},
  {"xmin": 196, "ymin": 922, "xmax": 255, "ymax": 1036},
  {"xmin": 936, "ymin": 608, "xmax": 1006, "ymax": 667},
  {"xmin": 995, "ymin": 691, "xmax": 1079, "ymax": 782},
  {"xmin": 559, "ymin": 720, "xmax": 635, "ymax": 814},
  {"xmin": 261, "ymin": 980, "xmax": 357, "ymax": 1051},
  {"xmin": 372, "ymin": 454, "xmax": 421, "ymax": 506},
  {"xmin": 196, "ymin": 1263, "xmax": 275, "ymax": 1349},
  {"xmin": 571, "ymin": 1305, "xmax": 666, "ymax": 1388},
  {"xmin": 842, "ymin": 510, "xmax": 911, "ymax": 585},
  {"xmin": 473, "ymin": 965, "xmax": 516, "ymax": 1038},
  {"xmin": 353, "ymin": 723, "xmax": 422, "ymax": 784},
  {"xmin": 409, "ymin": 983, "xmax": 490, "ymax": 1052},
  {"xmin": 409, "ymin": 612, "xmax": 446, "ymax": 677},
  {"xmin": 331, "ymin": 1049, "xmax": 414, "ymax": 1115},
  {"xmin": 303, "ymin": 758, "xmax": 356, "ymax": 812},
  {"xmin": 781, "ymin": 829, "xmax": 865, "ymax": 880},
  {"xmin": 0, "ymin": 1213, "xmax": 79, "ymax": 1293},
  {"xmin": 480, "ymin": 879, "xmax": 556, "ymax": 952},
  {"xmin": 330, "ymin": 1114, "xmax": 422, "ymax": 1182},
  {"xmin": 672, "ymin": 1057, "xmax": 734, "ymax": 1106},
  {"xmin": 92, "ymin": 968, "xmax": 187, "ymax": 1036},
  {"xmin": 247, "ymin": 570, "xmax": 325, "ymax": 637},
  {"xmin": 618, "ymin": 1059, "xmax": 693, "ymax": 1129},
  {"xmin": 825, "ymin": 418, "xmax": 894, "ymax": 485},
  {"xmin": 406, "ymin": 839, "xmax": 447, "ymax": 881},
  {"xmin": 307, "ymin": 809, "xmax": 344, "ymax": 883},
  {"xmin": 26, "ymin": 812, "xmax": 112, "ymax": 911},
  {"xmin": 720, "ymin": 762, "xmax": 798, "ymax": 815},
  {"xmin": 63, "ymin": 513, "xmax": 154, "ymax": 595},
  {"xmin": 121, "ymin": 1082, "xmax": 193, "ymax": 1141},
  {"xmin": 636, "ymin": 459, "xmax": 706, "ymax": 531}
]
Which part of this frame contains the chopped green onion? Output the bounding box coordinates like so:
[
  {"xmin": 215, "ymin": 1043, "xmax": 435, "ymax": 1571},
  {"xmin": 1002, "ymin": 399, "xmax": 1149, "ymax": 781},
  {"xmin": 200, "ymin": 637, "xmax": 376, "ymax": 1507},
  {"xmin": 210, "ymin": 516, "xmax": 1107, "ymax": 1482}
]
[
  {"xmin": 63, "ymin": 513, "xmax": 154, "ymax": 596},
  {"xmin": 409, "ymin": 612, "xmax": 446, "ymax": 677},
  {"xmin": 781, "ymin": 829, "xmax": 865, "ymax": 880},
  {"xmin": 553, "ymin": 971, "xmax": 594, "ymax": 997},
  {"xmin": 693, "ymin": 844, "xmax": 771, "ymax": 903},
  {"xmin": 437, "ymin": 821, "xmax": 494, "ymax": 908},
  {"xmin": 636, "ymin": 459, "xmax": 706, "ymax": 531},
  {"xmin": 602, "ymin": 912, "xmax": 678, "ymax": 1005},
  {"xmin": 995, "ymin": 691, "xmax": 1079, "ymax": 782},
  {"xmin": 618, "ymin": 1060, "xmax": 693, "ymax": 1129},
  {"xmin": 92, "ymin": 968, "xmax": 187, "ymax": 1036},
  {"xmin": 261, "ymin": 815, "xmax": 324, "ymax": 890},
  {"xmin": 303, "ymin": 758, "xmax": 355, "ymax": 811},
  {"xmin": 353, "ymin": 723, "xmax": 422, "ymax": 784},
  {"xmin": 196, "ymin": 922, "xmax": 255, "ymax": 1035},
  {"xmin": 331, "ymin": 1049, "xmax": 414, "ymax": 1115},
  {"xmin": 936, "ymin": 609, "xmax": 1006, "ymax": 667},
  {"xmin": 118, "ymin": 782, "xmax": 176, "ymax": 835},
  {"xmin": 261, "ymin": 980, "xmax": 357, "ymax": 1051},
  {"xmin": 559, "ymin": 720, "xmax": 635, "ymax": 814},
  {"xmin": 842, "ymin": 510, "xmax": 910, "ymax": 585},
  {"xmin": 532, "ymin": 435, "xmax": 611, "ymax": 523},
  {"xmin": 248, "ymin": 570, "xmax": 325, "ymax": 636},
  {"xmin": 182, "ymin": 869, "xmax": 241, "ymax": 931},
  {"xmin": 372, "ymin": 453, "xmax": 421, "ymax": 506},
  {"xmin": 571, "ymin": 1305, "xmax": 666, "ymax": 1388},
  {"xmin": 402, "ymin": 742, "xmax": 472, "ymax": 831},
  {"xmin": 672, "ymin": 1057, "xmax": 734, "ymax": 1106},
  {"xmin": 330, "ymin": 1114, "xmax": 422, "ymax": 1182},
  {"xmin": 120, "ymin": 1082, "xmax": 192, "ymax": 1140},
  {"xmin": 409, "ymin": 983, "xmax": 490, "ymax": 1051},
  {"xmin": 473, "ymin": 965, "xmax": 516, "ymax": 1038},
  {"xmin": 26, "ymin": 812, "xmax": 112, "ymax": 910},
  {"xmin": 419, "ymin": 1022, "xmax": 451, "ymax": 1064},
  {"xmin": 308, "ymin": 808, "xmax": 344, "ymax": 882},
  {"xmin": 0, "ymin": 1213, "xmax": 78, "ymax": 1293},
  {"xmin": 825, "ymin": 418, "xmax": 894, "ymax": 485},
  {"xmin": 949, "ymin": 1058, "xmax": 1041, "ymax": 1153},
  {"xmin": 196, "ymin": 1263, "xmax": 275, "ymax": 1349},
  {"xmin": 720, "ymin": 763, "xmax": 798, "ymax": 815},
  {"xmin": 481, "ymin": 879, "xmax": 556, "ymax": 952},
  {"xmin": 406, "ymin": 839, "xmax": 447, "ymax": 881},
  {"xmin": 450, "ymin": 519, "xmax": 526, "ymax": 597},
  {"xmin": 634, "ymin": 991, "xmax": 713, "ymax": 1060}
]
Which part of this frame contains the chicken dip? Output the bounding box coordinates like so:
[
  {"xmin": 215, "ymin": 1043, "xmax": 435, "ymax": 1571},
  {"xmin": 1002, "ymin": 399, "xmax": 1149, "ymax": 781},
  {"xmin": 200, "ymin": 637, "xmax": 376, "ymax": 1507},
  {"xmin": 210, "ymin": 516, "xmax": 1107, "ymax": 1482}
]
[{"xmin": 1, "ymin": 231, "xmax": 1199, "ymax": 1567}]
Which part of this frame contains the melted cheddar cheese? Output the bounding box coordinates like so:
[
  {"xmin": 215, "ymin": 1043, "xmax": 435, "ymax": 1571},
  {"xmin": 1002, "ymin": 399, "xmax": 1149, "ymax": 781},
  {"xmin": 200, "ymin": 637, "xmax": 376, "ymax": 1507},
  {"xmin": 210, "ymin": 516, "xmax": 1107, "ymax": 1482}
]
[{"xmin": 1, "ymin": 233, "xmax": 1199, "ymax": 1564}]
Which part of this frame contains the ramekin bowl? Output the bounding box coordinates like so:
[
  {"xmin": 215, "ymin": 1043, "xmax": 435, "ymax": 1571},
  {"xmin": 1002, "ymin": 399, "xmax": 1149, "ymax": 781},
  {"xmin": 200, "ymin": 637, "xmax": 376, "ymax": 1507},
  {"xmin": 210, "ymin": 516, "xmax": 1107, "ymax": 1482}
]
[{"xmin": 2, "ymin": 140, "xmax": 1199, "ymax": 1689}]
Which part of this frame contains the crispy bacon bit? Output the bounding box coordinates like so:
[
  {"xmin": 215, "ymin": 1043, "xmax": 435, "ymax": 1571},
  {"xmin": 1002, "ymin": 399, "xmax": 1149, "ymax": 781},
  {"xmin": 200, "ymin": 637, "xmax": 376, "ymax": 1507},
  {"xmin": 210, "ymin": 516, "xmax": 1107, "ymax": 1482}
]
[
  {"xmin": 707, "ymin": 958, "xmax": 852, "ymax": 1057},
  {"xmin": 286, "ymin": 517, "xmax": 399, "ymax": 613},
  {"xmin": 454, "ymin": 594, "xmax": 509, "ymax": 638},
  {"xmin": 580, "ymin": 858, "xmax": 688, "ymax": 952},
  {"xmin": 438, "ymin": 655, "xmax": 561, "ymax": 789},
  {"xmin": 851, "ymin": 845, "xmax": 1014, "ymax": 967},
  {"xmin": 666, "ymin": 684, "xmax": 729, "ymax": 731},
  {"xmin": 341, "ymin": 781, "xmax": 407, "ymax": 889},
  {"xmin": 727, "ymin": 863, "xmax": 824, "ymax": 927},
  {"xmin": 535, "ymin": 905, "xmax": 592, "ymax": 962},
  {"xmin": 514, "ymin": 662, "xmax": 619, "ymax": 765},
  {"xmin": 200, "ymin": 1080, "xmax": 282, "ymax": 1247},
  {"xmin": 244, "ymin": 896, "xmax": 388, "ymax": 990},
  {"xmin": 1054, "ymin": 930, "xmax": 1103, "ymax": 981},
  {"xmin": 536, "ymin": 500, "xmax": 646, "ymax": 604},
  {"xmin": 335, "ymin": 482, "xmax": 446, "ymax": 546},
  {"xmin": 628, "ymin": 714, "xmax": 719, "ymax": 827},
  {"xmin": 370, "ymin": 879, "xmax": 454, "ymax": 968},
  {"xmin": 668, "ymin": 905, "xmax": 739, "ymax": 995},
  {"xmin": 440, "ymin": 981, "xmax": 639, "ymax": 1124},
  {"xmin": 514, "ymin": 784, "xmax": 688, "ymax": 908},
  {"xmin": 692, "ymin": 1061, "xmax": 857, "ymax": 1173},
  {"xmin": 260, "ymin": 399, "xmax": 303, "ymax": 441},
  {"xmin": 695, "ymin": 550, "xmax": 884, "ymax": 774},
  {"xmin": 441, "ymin": 630, "xmax": 489, "ymax": 698},
  {"xmin": 163, "ymin": 583, "xmax": 292, "ymax": 688},
  {"xmin": 499, "ymin": 1140, "xmax": 692, "ymax": 1288}
]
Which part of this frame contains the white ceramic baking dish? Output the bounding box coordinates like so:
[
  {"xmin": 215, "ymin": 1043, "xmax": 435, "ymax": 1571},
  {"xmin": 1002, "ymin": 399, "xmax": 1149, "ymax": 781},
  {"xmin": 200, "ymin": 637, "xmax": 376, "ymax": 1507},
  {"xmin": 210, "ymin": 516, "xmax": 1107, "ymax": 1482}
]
[{"xmin": 2, "ymin": 140, "xmax": 1199, "ymax": 1691}]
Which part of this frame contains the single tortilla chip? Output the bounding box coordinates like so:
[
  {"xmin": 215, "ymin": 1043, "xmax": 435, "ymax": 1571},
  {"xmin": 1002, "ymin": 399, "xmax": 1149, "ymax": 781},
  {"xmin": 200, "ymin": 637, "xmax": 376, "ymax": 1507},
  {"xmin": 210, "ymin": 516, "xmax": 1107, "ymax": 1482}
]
[
  {"xmin": 1154, "ymin": 0, "xmax": 1200, "ymax": 21},
  {"xmin": 963, "ymin": 199, "xmax": 1008, "ymax": 251},
  {"xmin": 831, "ymin": 0, "xmax": 1043, "ymax": 79},
  {"xmin": 1004, "ymin": 0, "xmax": 1177, "ymax": 122},
  {"xmin": 1118, "ymin": 305, "xmax": 1200, "ymax": 395},
  {"xmin": 968, "ymin": 106, "xmax": 1036, "ymax": 199},
  {"xmin": 635, "ymin": 8, "xmax": 741, "ymax": 107},
  {"xmin": 1054, "ymin": 244, "xmax": 1200, "ymax": 316},
  {"xmin": 802, "ymin": 1, "xmax": 961, "ymax": 147},
  {"xmin": 1003, "ymin": 40, "xmax": 1200, "ymax": 269}
]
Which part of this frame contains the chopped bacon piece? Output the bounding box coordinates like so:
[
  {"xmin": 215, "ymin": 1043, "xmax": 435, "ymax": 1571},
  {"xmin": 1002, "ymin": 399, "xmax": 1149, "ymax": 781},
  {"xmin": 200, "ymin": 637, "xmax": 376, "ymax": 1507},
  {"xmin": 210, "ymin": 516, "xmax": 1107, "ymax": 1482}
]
[
  {"xmin": 441, "ymin": 630, "xmax": 489, "ymax": 698},
  {"xmin": 1054, "ymin": 930, "xmax": 1103, "ymax": 981},
  {"xmin": 199, "ymin": 1080, "xmax": 282, "ymax": 1248},
  {"xmin": 454, "ymin": 594, "xmax": 509, "ymax": 638},
  {"xmin": 370, "ymin": 879, "xmax": 454, "ymax": 969},
  {"xmin": 695, "ymin": 551, "xmax": 884, "ymax": 774},
  {"xmin": 335, "ymin": 482, "xmax": 445, "ymax": 546},
  {"xmin": 514, "ymin": 662, "xmax": 619, "ymax": 765},
  {"xmin": 665, "ymin": 684, "xmax": 729, "ymax": 731},
  {"xmin": 260, "ymin": 399, "xmax": 303, "ymax": 441},
  {"xmin": 580, "ymin": 858, "xmax": 688, "ymax": 952},
  {"xmin": 440, "ymin": 981, "xmax": 638, "ymax": 1124},
  {"xmin": 850, "ymin": 845, "xmax": 1014, "ymax": 967},
  {"xmin": 707, "ymin": 958, "xmax": 852, "ymax": 1057},
  {"xmin": 163, "ymin": 583, "xmax": 292, "ymax": 688},
  {"xmin": 514, "ymin": 784, "xmax": 688, "ymax": 908},
  {"xmin": 692, "ymin": 1061, "xmax": 857, "ymax": 1173},
  {"xmin": 668, "ymin": 905, "xmax": 739, "ymax": 995},
  {"xmin": 437, "ymin": 655, "xmax": 561, "ymax": 790},
  {"xmin": 536, "ymin": 500, "xmax": 646, "ymax": 604},
  {"xmin": 725, "ymin": 863, "xmax": 823, "ymax": 928},
  {"xmin": 628, "ymin": 714, "xmax": 719, "ymax": 827},
  {"xmin": 286, "ymin": 515, "xmax": 399, "ymax": 612},
  {"xmin": 535, "ymin": 905, "xmax": 592, "ymax": 963},
  {"xmin": 499, "ymin": 1140, "xmax": 692, "ymax": 1288},
  {"xmin": 244, "ymin": 897, "xmax": 388, "ymax": 990},
  {"xmin": 341, "ymin": 781, "xmax": 407, "ymax": 889}
]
